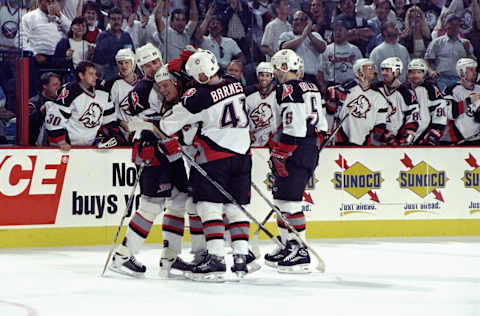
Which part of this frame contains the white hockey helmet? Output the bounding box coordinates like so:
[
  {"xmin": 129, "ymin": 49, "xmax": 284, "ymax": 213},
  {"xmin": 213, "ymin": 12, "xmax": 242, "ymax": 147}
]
[
  {"xmin": 135, "ymin": 43, "xmax": 162, "ymax": 67},
  {"xmin": 380, "ymin": 57, "xmax": 403, "ymax": 75},
  {"xmin": 408, "ymin": 58, "xmax": 428, "ymax": 72},
  {"xmin": 353, "ymin": 58, "xmax": 374, "ymax": 78},
  {"xmin": 456, "ymin": 58, "xmax": 478, "ymax": 78},
  {"xmin": 185, "ymin": 49, "xmax": 219, "ymax": 84},
  {"xmin": 155, "ymin": 65, "xmax": 177, "ymax": 84},
  {"xmin": 115, "ymin": 48, "xmax": 135, "ymax": 65},
  {"xmin": 271, "ymin": 49, "xmax": 301, "ymax": 73},
  {"xmin": 256, "ymin": 62, "xmax": 274, "ymax": 77}
]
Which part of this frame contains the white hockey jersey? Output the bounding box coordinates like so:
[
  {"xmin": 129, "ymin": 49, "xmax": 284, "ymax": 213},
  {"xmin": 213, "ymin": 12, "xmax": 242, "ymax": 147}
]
[
  {"xmin": 106, "ymin": 74, "xmax": 142, "ymax": 122},
  {"xmin": 442, "ymin": 82, "xmax": 480, "ymax": 142},
  {"xmin": 245, "ymin": 83, "xmax": 279, "ymax": 147},
  {"xmin": 45, "ymin": 83, "xmax": 116, "ymax": 146},
  {"xmin": 159, "ymin": 76, "xmax": 250, "ymax": 163},
  {"xmin": 335, "ymin": 82, "xmax": 389, "ymax": 145}
]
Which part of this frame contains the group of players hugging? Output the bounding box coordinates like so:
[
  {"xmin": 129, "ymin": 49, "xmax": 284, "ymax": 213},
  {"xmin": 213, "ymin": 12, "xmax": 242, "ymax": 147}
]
[{"xmin": 44, "ymin": 38, "xmax": 480, "ymax": 281}]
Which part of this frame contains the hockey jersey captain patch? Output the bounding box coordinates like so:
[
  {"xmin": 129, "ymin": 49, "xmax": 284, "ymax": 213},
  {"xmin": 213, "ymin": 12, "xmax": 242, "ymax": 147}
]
[{"xmin": 282, "ymin": 84, "xmax": 294, "ymax": 101}]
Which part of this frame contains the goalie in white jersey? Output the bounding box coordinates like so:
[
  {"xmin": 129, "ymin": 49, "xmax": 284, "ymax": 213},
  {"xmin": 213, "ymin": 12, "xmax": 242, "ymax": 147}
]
[
  {"xmin": 263, "ymin": 49, "xmax": 328, "ymax": 273},
  {"xmin": 441, "ymin": 58, "xmax": 480, "ymax": 144},
  {"xmin": 246, "ymin": 62, "xmax": 279, "ymax": 147},
  {"xmin": 159, "ymin": 49, "xmax": 252, "ymax": 281},
  {"xmin": 325, "ymin": 58, "xmax": 390, "ymax": 146},
  {"xmin": 375, "ymin": 57, "xmax": 419, "ymax": 145},
  {"xmin": 44, "ymin": 61, "xmax": 121, "ymax": 149},
  {"xmin": 404, "ymin": 59, "xmax": 448, "ymax": 145}
]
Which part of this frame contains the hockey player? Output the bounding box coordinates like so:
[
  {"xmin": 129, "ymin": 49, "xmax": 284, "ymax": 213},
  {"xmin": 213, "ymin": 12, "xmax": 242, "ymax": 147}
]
[
  {"xmin": 45, "ymin": 61, "xmax": 119, "ymax": 149},
  {"xmin": 325, "ymin": 58, "xmax": 390, "ymax": 146},
  {"xmin": 158, "ymin": 49, "xmax": 252, "ymax": 281},
  {"xmin": 109, "ymin": 43, "xmax": 191, "ymax": 277},
  {"xmin": 264, "ymin": 49, "xmax": 328, "ymax": 273},
  {"xmin": 441, "ymin": 58, "xmax": 480, "ymax": 144},
  {"xmin": 105, "ymin": 48, "xmax": 142, "ymax": 142},
  {"xmin": 405, "ymin": 59, "xmax": 447, "ymax": 145},
  {"xmin": 246, "ymin": 62, "xmax": 278, "ymax": 147},
  {"xmin": 375, "ymin": 57, "xmax": 419, "ymax": 145}
]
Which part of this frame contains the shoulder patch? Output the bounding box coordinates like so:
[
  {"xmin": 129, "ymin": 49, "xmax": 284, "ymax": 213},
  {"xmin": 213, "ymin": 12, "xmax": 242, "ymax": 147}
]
[
  {"xmin": 281, "ymin": 84, "xmax": 294, "ymax": 101},
  {"xmin": 57, "ymin": 86, "xmax": 69, "ymax": 102}
]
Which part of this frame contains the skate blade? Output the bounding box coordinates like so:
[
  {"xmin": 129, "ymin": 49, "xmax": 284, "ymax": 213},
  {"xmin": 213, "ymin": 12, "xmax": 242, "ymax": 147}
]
[
  {"xmin": 186, "ymin": 271, "xmax": 226, "ymax": 283},
  {"xmin": 247, "ymin": 262, "xmax": 261, "ymax": 274},
  {"xmin": 277, "ymin": 264, "xmax": 312, "ymax": 274},
  {"xmin": 264, "ymin": 260, "xmax": 278, "ymax": 268},
  {"xmin": 234, "ymin": 271, "xmax": 246, "ymax": 279},
  {"xmin": 108, "ymin": 264, "xmax": 145, "ymax": 278}
]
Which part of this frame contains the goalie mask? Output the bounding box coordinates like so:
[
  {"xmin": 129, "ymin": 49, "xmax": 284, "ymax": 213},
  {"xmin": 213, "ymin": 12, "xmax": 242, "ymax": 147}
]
[{"xmin": 185, "ymin": 49, "xmax": 219, "ymax": 84}]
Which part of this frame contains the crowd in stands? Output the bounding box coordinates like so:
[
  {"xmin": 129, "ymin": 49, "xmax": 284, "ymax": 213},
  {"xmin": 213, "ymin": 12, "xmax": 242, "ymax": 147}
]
[{"xmin": 0, "ymin": 0, "xmax": 480, "ymax": 146}]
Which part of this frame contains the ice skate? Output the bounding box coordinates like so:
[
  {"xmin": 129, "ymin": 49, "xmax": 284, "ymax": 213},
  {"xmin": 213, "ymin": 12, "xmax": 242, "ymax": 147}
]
[
  {"xmin": 246, "ymin": 249, "xmax": 261, "ymax": 274},
  {"xmin": 109, "ymin": 253, "xmax": 146, "ymax": 277},
  {"xmin": 264, "ymin": 236, "xmax": 288, "ymax": 268},
  {"xmin": 231, "ymin": 254, "xmax": 247, "ymax": 278},
  {"xmin": 187, "ymin": 253, "xmax": 226, "ymax": 282},
  {"xmin": 277, "ymin": 240, "xmax": 311, "ymax": 274},
  {"xmin": 159, "ymin": 247, "xmax": 193, "ymax": 278}
]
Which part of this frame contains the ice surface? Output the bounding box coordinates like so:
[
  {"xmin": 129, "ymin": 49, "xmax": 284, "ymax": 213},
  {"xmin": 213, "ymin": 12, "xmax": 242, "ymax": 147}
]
[{"xmin": 1, "ymin": 237, "xmax": 479, "ymax": 316}]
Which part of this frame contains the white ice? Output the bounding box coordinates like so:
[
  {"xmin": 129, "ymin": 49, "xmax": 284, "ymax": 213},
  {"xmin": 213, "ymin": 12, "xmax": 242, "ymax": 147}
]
[{"xmin": 1, "ymin": 237, "xmax": 479, "ymax": 316}]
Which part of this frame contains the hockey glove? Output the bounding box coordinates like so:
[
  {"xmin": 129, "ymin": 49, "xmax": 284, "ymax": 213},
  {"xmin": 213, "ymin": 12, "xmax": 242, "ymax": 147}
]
[
  {"xmin": 158, "ymin": 137, "xmax": 182, "ymax": 162},
  {"xmin": 269, "ymin": 143, "xmax": 297, "ymax": 178},
  {"xmin": 132, "ymin": 130, "xmax": 161, "ymax": 166},
  {"xmin": 167, "ymin": 58, "xmax": 183, "ymax": 73},
  {"xmin": 179, "ymin": 45, "xmax": 197, "ymax": 62},
  {"xmin": 422, "ymin": 129, "xmax": 442, "ymax": 146}
]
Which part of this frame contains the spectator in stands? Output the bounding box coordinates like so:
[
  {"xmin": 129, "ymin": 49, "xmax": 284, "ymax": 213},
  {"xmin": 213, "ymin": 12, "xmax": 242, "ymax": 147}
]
[
  {"xmin": 366, "ymin": 0, "xmax": 394, "ymax": 55},
  {"xmin": 431, "ymin": 10, "xmax": 463, "ymax": 40},
  {"xmin": 466, "ymin": 0, "xmax": 480, "ymax": 60},
  {"xmin": 250, "ymin": 0, "xmax": 273, "ymax": 61},
  {"xmin": 225, "ymin": 59, "xmax": 246, "ymax": 85},
  {"xmin": 93, "ymin": 7, "xmax": 135, "ymax": 81},
  {"xmin": 445, "ymin": 0, "xmax": 475, "ymax": 36},
  {"xmin": 425, "ymin": 14, "xmax": 475, "ymax": 91},
  {"xmin": 418, "ymin": 0, "xmax": 444, "ymax": 32},
  {"xmin": 336, "ymin": 0, "xmax": 375, "ymax": 56},
  {"xmin": 195, "ymin": 5, "xmax": 244, "ymax": 70},
  {"xmin": 309, "ymin": 0, "xmax": 333, "ymax": 44},
  {"xmin": 57, "ymin": 0, "xmax": 83, "ymax": 21},
  {"xmin": 0, "ymin": 85, "xmax": 13, "ymax": 144},
  {"xmin": 119, "ymin": 0, "xmax": 149, "ymax": 48},
  {"xmin": 219, "ymin": 0, "xmax": 252, "ymax": 57},
  {"xmin": 370, "ymin": 21, "xmax": 410, "ymax": 82},
  {"xmin": 399, "ymin": 6, "xmax": 431, "ymax": 58},
  {"xmin": 317, "ymin": 20, "xmax": 363, "ymax": 91},
  {"xmin": 156, "ymin": 0, "xmax": 198, "ymax": 62},
  {"xmin": 261, "ymin": 0, "xmax": 291, "ymax": 60},
  {"xmin": 21, "ymin": 0, "xmax": 72, "ymax": 68},
  {"xmin": 83, "ymin": 1, "xmax": 102, "ymax": 44},
  {"xmin": 53, "ymin": 17, "xmax": 94, "ymax": 71},
  {"xmin": 356, "ymin": 0, "xmax": 398, "ymax": 22},
  {"xmin": 28, "ymin": 72, "xmax": 61, "ymax": 146},
  {"xmin": 279, "ymin": 10, "xmax": 326, "ymax": 84},
  {"xmin": 0, "ymin": 0, "xmax": 24, "ymax": 49}
]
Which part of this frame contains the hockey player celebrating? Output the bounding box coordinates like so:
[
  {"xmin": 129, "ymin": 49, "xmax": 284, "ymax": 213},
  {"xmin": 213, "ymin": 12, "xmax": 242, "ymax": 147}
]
[
  {"xmin": 158, "ymin": 49, "xmax": 252, "ymax": 281},
  {"xmin": 441, "ymin": 58, "xmax": 480, "ymax": 144},
  {"xmin": 45, "ymin": 61, "xmax": 120, "ymax": 149},
  {"xmin": 246, "ymin": 62, "xmax": 279, "ymax": 147},
  {"xmin": 105, "ymin": 48, "xmax": 142, "ymax": 142},
  {"xmin": 109, "ymin": 43, "xmax": 191, "ymax": 277},
  {"xmin": 375, "ymin": 57, "xmax": 419, "ymax": 145},
  {"xmin": 405, "ymin": 58, "xmax": 447, "ymax": 145},
  {"xmin": 264, "ymin": 49, "xmax": 328, "ymax": 273},
  {"xmin": 326, "ymin": 58, "xmax": 390, "ymax": 146}
]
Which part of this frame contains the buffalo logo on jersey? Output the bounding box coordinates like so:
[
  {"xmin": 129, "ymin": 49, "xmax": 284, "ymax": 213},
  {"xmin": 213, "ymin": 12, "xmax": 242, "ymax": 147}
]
[
  {"xmin": 79, "ymin": 102, "xmax": 103, "ymax": 128},
  {"xmin": 250, "ymin": 103, "xmax": 273, "ymax": 129},
  {"xmin": 386, "ymin": 105, "xmax": 397, "ymax": 123},
  {"xmin": 346, "ymin": 95, "xmax": 371, "ymax": 119},
  {"xmin": 182, "ymin": 88, "xmax": 196, "ymax": 102},
  {"xmin": 57, "ymin": 87, "xmax": 69, "ymax": 102},
  {"xmin": 397, "ymin": 154, "xmax": 447, "ymax": 202},
  {"xmin": 2, "ymin": 21, "xmax": 18, "ymax": 39},
  {"xmin": 281, "ymin": 84, "xmax": 294, "ymax": 101},
  {"xmin": 331, "ymin": 154, "xmax": 382, "ymax": 203}
]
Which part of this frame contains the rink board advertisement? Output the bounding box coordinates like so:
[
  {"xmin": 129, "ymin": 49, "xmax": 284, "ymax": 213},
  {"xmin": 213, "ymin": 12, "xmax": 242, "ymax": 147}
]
[{"xmin": 0, "ymin": 147, "xmax": 479, "ymax": 247}]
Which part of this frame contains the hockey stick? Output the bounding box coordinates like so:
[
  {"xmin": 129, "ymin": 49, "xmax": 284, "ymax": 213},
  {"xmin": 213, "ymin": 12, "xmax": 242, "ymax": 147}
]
[
  {"xmin": 320, "ymin": 104, "xmax": 357, "ymax": 153},
  {"xmin": 251, "ymin": 182, "xmax": 326, "ymax": 273},
  {"xmin": 250, "ymin": 209, "xmax": 275, "ymax": 258},
  {"xmin": 101, "ymin": 163, "xmax": 145, "ymax": 276},
  {"xmin": 128, "ymin": 121, "xmax": 285, "ymax": 250}
]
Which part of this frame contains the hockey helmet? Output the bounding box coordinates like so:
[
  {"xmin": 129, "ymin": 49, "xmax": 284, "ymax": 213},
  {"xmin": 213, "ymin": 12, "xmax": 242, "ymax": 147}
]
[
  {"xmin": 408, "ymin": 59, "xmax": 428, "ymax": 72},
  {"xmin": 115, "ymin": 48, "xmax": 135, "ymax": 64},
  {"xmin": 353, "ymin": 58, "xmax": 374, "ymax": 78},
  {"xmin": 271, "ymin": 49, "xmax": 301, "ymax": 73},
  {"xmin": 185, "ymin": 49, "xmax": 219, "ymax": 84},
  {"xmin": 135, "ymin": 43, "xmax": 162, "ymax": 67},
  {"xmin": 380, "ymin": 57, "xmax": 403, "ymax": 75},
  {"xmin": 256, "ymin": 62, "xmax": 274, "ymax": 77},
  {"xmin": 155, "ymin": 65, "xmax": 177, "ymax": 84},
  {"xmin": 456, "ymin": 58, "xmax": 478, "ymax": 78}
]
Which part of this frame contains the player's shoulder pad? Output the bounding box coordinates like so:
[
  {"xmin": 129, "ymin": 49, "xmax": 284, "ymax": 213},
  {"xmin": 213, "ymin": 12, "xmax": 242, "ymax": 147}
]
[
  {"xmin": 103, "ymin": 75, "xmax": 122, "ymax": 92},
  {"xmin": 443, "ymin": 82, "xmax": 461, "ymax": 96},
  {"xmin": 421, "ymin": 81, "xmax": 443, "ymax": 100},
  {"xmin": 341, "ymin": 79, "xmax": 358, "ymax": 92},
  {"xmin": 55, "ymin": 82, "xmax": 82, "ymax": 107},
  {"xmin": 245, "ymin": 84, "xmax": 260, "ymax": 96},
  {"xmin": 370, "ymin": 81, "xmax": 383, "ymax": 90},
  {"xmin": 276, "ymin": 80, "xmax": 304, "ymax": 104},
  {"xmin": 181, "ymin": 85, "xmax": 213, "ymax": 114},
  {"xmin": 396, "ymin": 84, "xmax": 417, "ymax": 105},
  {"xmin": 131, "ymin": 79, "xmax": 154, "ymax": 104}
]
